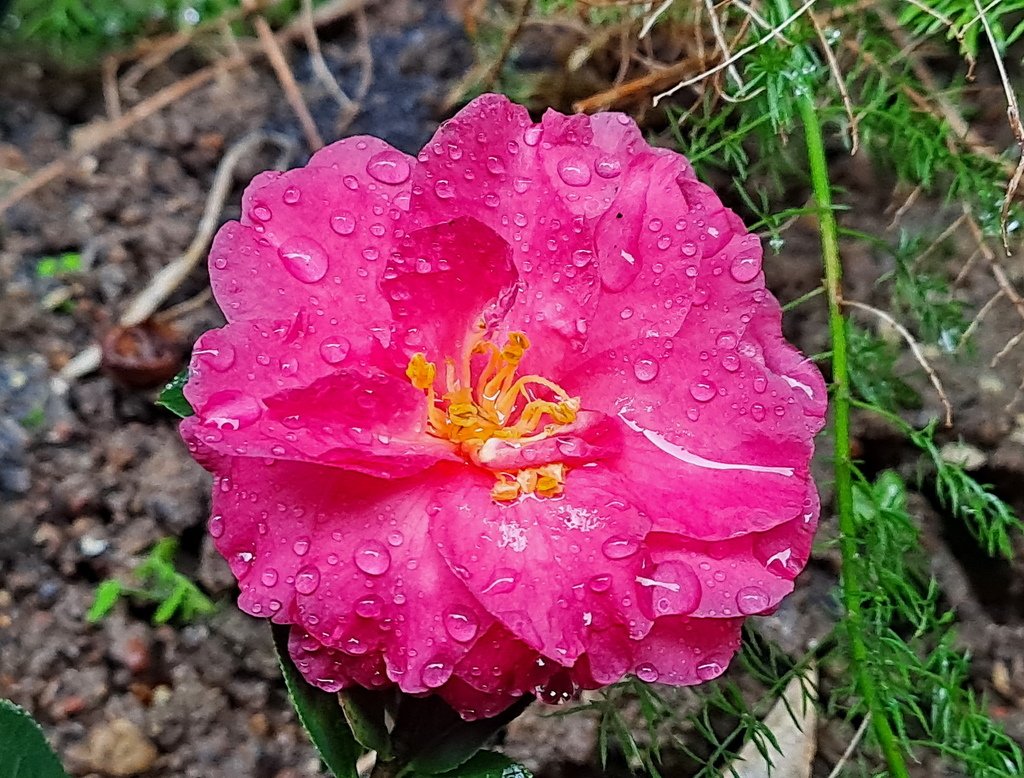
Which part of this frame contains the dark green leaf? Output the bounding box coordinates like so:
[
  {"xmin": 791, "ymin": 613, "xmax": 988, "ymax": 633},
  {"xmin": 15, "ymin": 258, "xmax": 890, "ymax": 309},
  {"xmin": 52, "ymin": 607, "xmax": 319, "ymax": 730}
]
[
  {"xmin": 0, "ymin": 698, "xmax": 70, "ymax": 778},
  {"xmin": 397, "ymin": 695, "xmax": 532, "ymax": 775},
  {"xmin": 85, "ymin": 580, "xmax": 122, "ymax": 623},
  {"xmin": 157, "ymin": 369, "xmax": 193, "ymax": 418},
  {"xmin": 434, "ymin": 751, "xmax": 532, "ymax": 778},
  {"xmin": 271, "ymin": 623, "xmax": 361, "ymax": 778},
  {"xmin": 340, "ymin": 687, "xmax": 393, "ymax": 758}
]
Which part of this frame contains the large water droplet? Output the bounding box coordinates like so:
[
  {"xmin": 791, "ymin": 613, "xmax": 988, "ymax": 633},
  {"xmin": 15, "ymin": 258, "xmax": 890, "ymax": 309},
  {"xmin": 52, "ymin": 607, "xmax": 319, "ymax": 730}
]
[
  {"xmin": 203, "ymin": 390, "xmax": 261, "ymax": 430},
  {"xmin": 421, "ymin": 660, "xmax": 453, "ymax": 689},
  {"xmin": 445, "ymin": 611, "xmax": 479, "ymax": 642},
  {"xmin": 485, "ymin": 155, "xmax": 506, "ymax": 175},
  {"xmin": 319, "ymin": 337, "xmax": 350, "ymax": 365},
  {"xmin": 633, "ymin": 357, "xmax": 659, "ymax": 383},
  {"xmin": 636, "ymin": 662, "xmax": 660, "ymax": 682},
  {"xmin": 482, "ymin": 568, "xmax": 519, "ymax": 595},
  {"xmin": 600, "ymin": 249, "xmax": 641, "ymax": 292},
  {"xmin": 750, "ymin": 403, "xmax": 766, "ymax": 422},
  {"xmin": 252, "ymin": 204, "xmax": 272, "ymax": 222},
  {"xmin": 366, "ymin": 150, "xmax": 411, "ymax": 184},
  {"xmin": 689, "ymin": 380, "xmax": 717, "ymax": 402},
  {"xmin": 595, "ymin": 156, "xmax": 622, "ymax": 179},
  {"xmin": 208, "ymin": 514, "xmax": 224, "ymax": 538},
  {"xmin": 434, "ymin": 179, "xmax": 455, "ymax": 199},
  {"xmin": 602, "ymin": 535, "xmax": 640, "ymax": 560},
  {"xmin": 523, "ymin": 126, "xmax": 542, "ymax": 146},
  {"xmin": 295, "ymin": 565, "xmax": 321, "ymax": 595},
  {"xmin": 354, "ymin": 541, "xmax": 391, "ymax": 575},
  {"xmin": 282, "ymin": 186, "xmax": 301, "ymax": 204},
  {"xmin": 355, "ymin": 594, "xmax": 383, "ymax": 618},
  {"xmin": 261, "ymin": 569, "xmax": 279, "ymax": 586},
  {"xmin": 330, "ymin": 211, "xmax": 357, "ymax": 235},
  {"xmin": 278, "ymin": 237, "xmax": 328, "ymax": 283},
  {"xmin": 639, "ymin": 560, "xmax": 701, "ymax": 617},
  {"xmin": 696, "ymin": 658, "xmax": 724, "ymax": 681},
  {"xmin": 729, "ymin": 254, "xmax": 762, "ymax": 283},
  {"xmin": 736, "ymin": 586, "xmax": 770, "ymax": 615},
  {"xmin": 588, "ymin": 574, "xmax": 612, "ymax": 593},
  {"xmin": 293, "ymin": 538, "xmax": 310, "ymax": 556},
  {"xmin": 200, "ymin": 344, "xmax": 236, "ymax": 371},
  {"xmin": 557, "ymin": 155, "xmax": 592, "ymax": 186}
]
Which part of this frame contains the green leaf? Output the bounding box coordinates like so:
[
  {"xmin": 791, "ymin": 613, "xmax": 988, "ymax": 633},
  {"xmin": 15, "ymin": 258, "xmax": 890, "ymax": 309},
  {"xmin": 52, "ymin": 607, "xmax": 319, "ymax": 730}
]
[
  {"xmin": 434, "ymin": 751, "xmax": 532, "ymax": 778},
  {"xmin": 340, "ymin": 687, "xmax": 393, "ymax": 759},
  {"xmin": 0, "ymin": 698, "xmax": 70, "ymax": 778},
  {"xmin": 396, "ymin": 695, "xmax": 533, "ymax": 775},
  {"xmin": 270, "ymin": 623, "xmax": 361, "ymax": 778},
  {"xmin": 85, "ymin": 580, "xmax": 122, "ymax": 623},
  {"xmin": 157, "ymin": 369, "xmax": 194, "ymax": 418}
]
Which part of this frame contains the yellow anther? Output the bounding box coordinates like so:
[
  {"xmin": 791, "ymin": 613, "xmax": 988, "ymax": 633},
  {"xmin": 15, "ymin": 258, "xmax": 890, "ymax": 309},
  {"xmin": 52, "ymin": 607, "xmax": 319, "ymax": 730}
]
[
  {"xmin": 491, "ymin": 477, "xmax": 521, "ymax": 502},
  {"xmin": 501, "ymin": 332, "xmax": 530, "ymax": 364},
  {"xmin": 448, "ymin": 402, "xmax": 480, "ymax": 428},
  {"xmin": 404, "ymin": 328, "xmax": 577, "ymax": 503},
  {"xmin": 406, "ymin": 353, "xmax": 436, "ymax": 390}
]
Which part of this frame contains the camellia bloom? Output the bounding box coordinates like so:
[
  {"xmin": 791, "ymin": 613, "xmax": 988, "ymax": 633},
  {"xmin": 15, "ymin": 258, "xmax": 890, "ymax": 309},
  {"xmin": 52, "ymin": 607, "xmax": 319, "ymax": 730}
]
[{"xmin": 181, "ymin": 94, "xmax": 826, "ymax": 719}]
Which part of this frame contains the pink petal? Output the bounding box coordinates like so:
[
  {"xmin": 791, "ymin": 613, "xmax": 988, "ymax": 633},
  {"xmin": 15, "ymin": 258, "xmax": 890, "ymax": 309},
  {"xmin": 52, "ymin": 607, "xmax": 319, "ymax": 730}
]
[
  {"xmin": 621, "ymin": 616, "xmax": 744, "ymax": 686},
  {"xmin": 181, "ymin": 315, "xmax": 455, "ymax": 479},
  {"xmin": 429, "ymin": 467, "xmax": 653, "ymax": 666},
  {"xmin": 206, "ymin": 457, "xmax": 500, "ymax": 695},
  {"xmin": 382, "ymin": 216, "xmax": 518, "ymax": 362}
]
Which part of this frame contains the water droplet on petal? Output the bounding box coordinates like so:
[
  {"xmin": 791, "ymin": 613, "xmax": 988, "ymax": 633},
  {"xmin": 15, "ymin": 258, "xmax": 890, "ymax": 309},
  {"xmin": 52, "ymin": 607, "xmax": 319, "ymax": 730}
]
[
  {"xmin": 366, "ymin": 150, "xmax": 411, "ymax": 184},
  {"xmin": 319, "ymin": 337, "xmax": 350, "ymax": 365},
  {"xmin": 696, "ymin": 658, "xmax": 724, "ymax": 681},
  {"xmin": 595, "ymin": 156, "xmax": 622, "ymax": 178},
  {"xmin": 252, "ymin": 204, "xmax": 273, "ymax": 222},
  {"xmin": 588, "ymin": 574, "xmax": 612, "ymax": 593},
  {"xmin": 729, "ymin": 254, "xmax": 762, "ymax": 283},
  {"xmin": 293, "ymin": 538, "xmax": 310, "ymax": 556},
  {"xmin": 203, "ymin": 390, "xmax": 261, "ymax": 430},
  {"xmin": 295, "ymin": 565, "xmax": 321, "ymax": 595},
  {"xmin": 633, "ymin": 357, "xmax": 659, "ymax": 383},
  {"xmin": 445, "ymin": 611, "xmax": 479, "ymax": 642},
  {"xmin": 201, "ymin": 344, "xmax": 236, "ymax": 371},
  {"xmin": 638, "ymin": 560, "xmax": 701, "ymax": 616},
  {"xmin": 602, "ymin": 535, "xmax": 640, "ymax": 560},
  {"xmin": 750, "ymin": 403, "xmax": 766, "ymax": 422},
  {"xmin": 356, "ymin": 595, "xmax": 383, "ymax": 618},
  {"xmin": 736, "ymin": 586, "xmax": 770, "ymax": 615},
  {"xmin": 689, "ymin": 380, "xmax": 717, "ymax": 402},
  {"xmin": 421, "ymin": 660, "xmax": 453, "ymax": 689},
  {"xmin": 434, "ymin": 179, "xmax": 455, "ymax": 199},
  {"xmin": 261, "ymin": 569, "xmax": 279, "ymax": 586},
  {"xmin": 485, "ymin": 155, "xmax": 506, "ymax": 174},
  {"xmin": 208, "ymin": 514, "xmax": 224, "ymax": 538},
  {"xmin": 387, "ymin": 531, "xmax": 404, "ymax": 547},
  {"xmin": 557, "ymin": 155, "xmax": 592, "ymax": 186},
  {"xmin": 278, "ymin": 237, "xmax": 328, "ymax": 283},
  {"xmin": 354, "ymin": 541, "xmax": 391, "ymax": 575},
  {"xmin": 482, "ymin": 568, "xmax": 519, "ymax": 595},
  {"xmin": 753, "ymin": 375, "xmax": 768, "ymax": 393},
  {"xmin": 330, "ymin": 211, "xmax": 357, "ymax": 235},
  {"xmin": 282, "ymin": 186, "xmax": 301, "ymax": 204},
  {"xmin": 572, "ymin": 249, "xmax": 594, "ymax": 267},
  {"xmin": 523, "ymin": 126, "xmax": 542, "ymax": 146},
  {"xmin": 636, "ymin": 663, "xmax": 660, "ymax": 682}
]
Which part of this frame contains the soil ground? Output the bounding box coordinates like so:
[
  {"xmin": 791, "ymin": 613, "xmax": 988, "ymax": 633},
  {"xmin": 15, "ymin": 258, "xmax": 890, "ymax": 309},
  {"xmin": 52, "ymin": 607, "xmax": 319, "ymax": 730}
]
[{"xmin": 1, "ymin": 2, "xmax": 1023, "ymax": 776}]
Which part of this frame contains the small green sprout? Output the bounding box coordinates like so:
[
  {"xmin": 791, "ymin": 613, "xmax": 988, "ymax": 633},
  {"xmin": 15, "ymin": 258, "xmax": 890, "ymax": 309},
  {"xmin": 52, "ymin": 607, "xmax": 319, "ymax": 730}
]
[
  {"xmin": 86, "ymin": 538, "xmax": 216, "ymax": 625},
  {"xmin": 35, "ymin": 252, "xmax": 82, "ymax": 278}
]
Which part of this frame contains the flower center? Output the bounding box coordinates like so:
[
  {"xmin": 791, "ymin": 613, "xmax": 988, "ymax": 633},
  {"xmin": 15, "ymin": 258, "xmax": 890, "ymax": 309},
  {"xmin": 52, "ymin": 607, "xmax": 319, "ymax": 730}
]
[{"xmin": 405, "ymin": 329, "xmax": 580, "ymax": 503}]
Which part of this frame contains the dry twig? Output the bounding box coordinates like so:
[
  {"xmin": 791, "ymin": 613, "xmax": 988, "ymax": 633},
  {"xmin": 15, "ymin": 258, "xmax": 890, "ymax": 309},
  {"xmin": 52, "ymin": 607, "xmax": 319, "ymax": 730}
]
[
  {"xmin": 843, "ymin": 299, "xmax": 954, "ymax": 427},
  {"xmin": 57, "ymin": 132, "xmax": 295, "ymax": 384},
  {"xmin": 810, "ymin": 12, "xmax": 858, "ymax": 154}
]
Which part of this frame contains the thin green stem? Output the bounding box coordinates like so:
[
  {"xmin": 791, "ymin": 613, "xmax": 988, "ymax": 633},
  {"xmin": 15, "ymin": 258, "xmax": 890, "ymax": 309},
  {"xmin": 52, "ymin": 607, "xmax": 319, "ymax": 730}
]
[{"xmin": 798, "ymin": 96, "xmax": 910, "ymax": 778}]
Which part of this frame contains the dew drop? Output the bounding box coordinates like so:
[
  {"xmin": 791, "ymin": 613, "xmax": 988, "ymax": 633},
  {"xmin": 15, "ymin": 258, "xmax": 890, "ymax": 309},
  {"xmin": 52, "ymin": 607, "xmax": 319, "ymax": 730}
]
[
  {"xmin": 721, "ymin": 353, "xmax": 740, "ymax": 372},
  {"xmin": 636, "ymin": 663, "xmax": 660, "ymax": 682},
  {"xmin": 482, "ymin": 569, "xmax": 519, "ymax": 595},
  {"xmin": 208, "ymin": 514, "xmax": 224, "ymax": 538},
  {"xmin": 295, "ymin": 565, "xmax": 321, "ymax": 595},
  {"xmin": 421, "ymin": 660, "xmax": 453, "ymax": 689},
  {"xmin": 252, "ymin": 204, "xmax": 272, "ymax": 222},
  {"xmin": 736, "ymin": 586, "xmax": 770, "ymax": 615},
  {"xmin": 261, "ymin": 569, "xmax": 279, "ymax": 586},
  {"xmin": 278, "ymin": 237, "xmax": 328, "ymax": 283},
  {"xmin": 387, "ymin": 530, "xmax": 404, "ymax": 547},
  {"xmin": 485, "ymin": 155, "xmax": 506, "ymax": 174},
  {"xmin": 696, "ymin": 659, "xmax": 724, "ymax": 681},
  {"xmin": 602, "ymin": 535, "xmax": 640, "ymax": 560},
  {"xmin": 557, "ymin": 155, "xmax": 592, "ymax": 186},
  {"xmin": 354, "ymin": 541, "xmax": 391, "ymax": 575},
  {"xmin": 523, "ymin": 126, "xmax": 542, "ymax": 146},
  {"xmin": 633, "ymin": 357, "xmax": 659, "ymax": 383},
  {"xmin": 201, "ymin": 344, "xmax": 236, "ymax": 371},
  {"xmin": 729, "ymin": 254, "xmax": 762, "ymax": 283},
  {"xmin": 366, "ymin": 150, "xmax": 411, "ymax": 184},
  {"xmin": 571, "ymin": 249, "xmax": 594, "ymax": 267},
  {"xmin": 356, "ymin": 595, "xmax": 383, "ymax": 618},
  {"xmin": 330, "ymin": 211, "xmax": 357, "ymax": 235},
  {"xmin": 512, "ymin": 177, "xmax": 531, "ymax": 194},
  {"xmin": 689, "ymin": 380, "xmax": 717, "ymax": 402},
  {"xmin": 588, "ymin": 574, "xmax": 612, "ymax": 593},
  {"xmin": 282, "ymin": 186, "xmax": 300, "ymax": 204},
  {"xmin": 203, "ymin": 390, "xmax": 261, "ymax": 430},
  {"xmin": 445, "ymin": 611, "xmax": 479, "ymax": 642},
  {"xmin": 319, "ymin": 337, "xmax": 350, "ymax": 364},
  {"xmin": 293, "ymin": 538, "xmax": 310, "ymax": 556},
  {"xmin": 594, "ymin": 156, "xmax": 622, "ymax": 179},
  {"xmin": 434, "ymin": 179, "xmax": 455, "ymax": 199}
]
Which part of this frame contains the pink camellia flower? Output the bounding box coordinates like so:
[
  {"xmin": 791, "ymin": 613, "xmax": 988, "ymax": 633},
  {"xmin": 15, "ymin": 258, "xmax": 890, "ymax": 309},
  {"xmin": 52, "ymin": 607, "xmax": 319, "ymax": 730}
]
[{"xmin": 181, "ymin": 94, "xmax": 826, "ymax": 719}]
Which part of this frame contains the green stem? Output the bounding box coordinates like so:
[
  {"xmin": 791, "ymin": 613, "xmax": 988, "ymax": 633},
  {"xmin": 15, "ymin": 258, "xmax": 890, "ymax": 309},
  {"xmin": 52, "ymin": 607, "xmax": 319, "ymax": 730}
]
[{"xmin": 798, "ymin": 96, "xmax": 910, "ymax": 778}]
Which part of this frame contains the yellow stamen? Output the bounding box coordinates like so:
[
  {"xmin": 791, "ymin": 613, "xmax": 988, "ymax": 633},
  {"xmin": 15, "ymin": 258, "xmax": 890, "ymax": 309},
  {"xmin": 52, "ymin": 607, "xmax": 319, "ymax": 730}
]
[{"xmin": 407, "ymin": 330, "xmax": 578, "ymax": 502}]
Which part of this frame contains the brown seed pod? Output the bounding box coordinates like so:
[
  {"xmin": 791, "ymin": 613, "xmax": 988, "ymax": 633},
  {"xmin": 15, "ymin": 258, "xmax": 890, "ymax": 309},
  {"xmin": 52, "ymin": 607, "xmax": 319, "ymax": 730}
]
[{"xmin": 101, "ymin": 319, "xmax": 183, "ymax": 390}]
